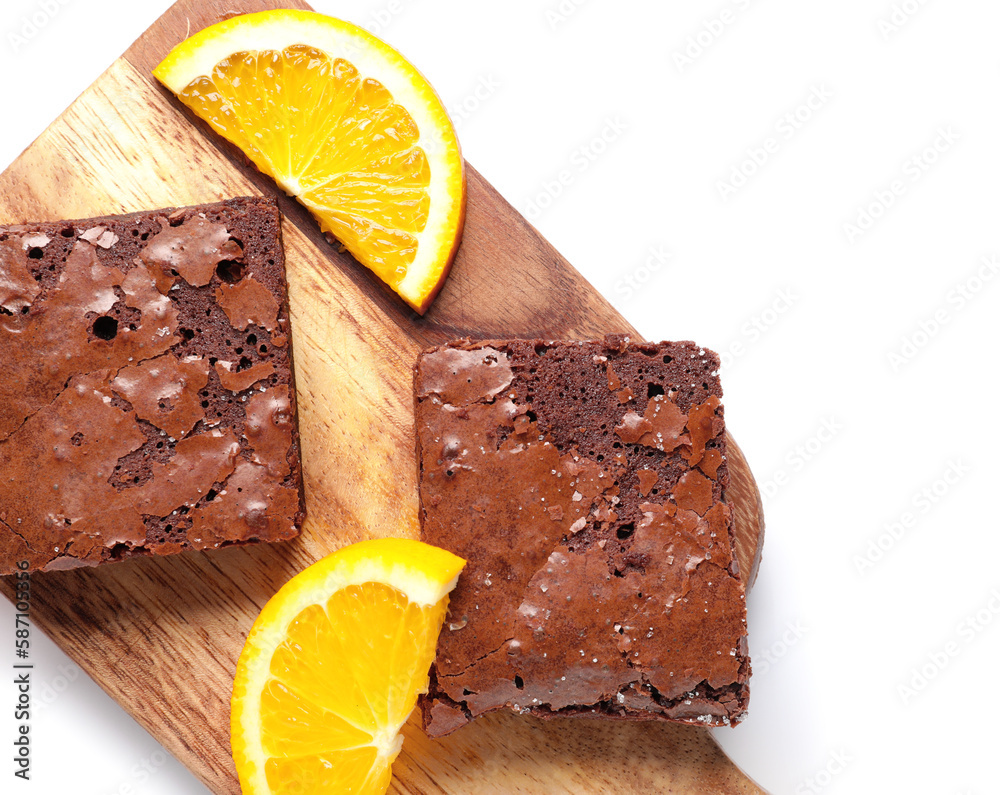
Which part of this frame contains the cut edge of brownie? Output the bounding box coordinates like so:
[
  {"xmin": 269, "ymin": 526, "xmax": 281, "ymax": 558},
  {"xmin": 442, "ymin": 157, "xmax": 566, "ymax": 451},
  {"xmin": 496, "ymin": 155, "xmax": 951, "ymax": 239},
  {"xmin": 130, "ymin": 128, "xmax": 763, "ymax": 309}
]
[
  {"xmin": 0, "ymin": 196, "xmax": 305, "ymax": 574},
  {"xmin": 414, "ymin": 335, "xmax": 750, "ymax": 736}
]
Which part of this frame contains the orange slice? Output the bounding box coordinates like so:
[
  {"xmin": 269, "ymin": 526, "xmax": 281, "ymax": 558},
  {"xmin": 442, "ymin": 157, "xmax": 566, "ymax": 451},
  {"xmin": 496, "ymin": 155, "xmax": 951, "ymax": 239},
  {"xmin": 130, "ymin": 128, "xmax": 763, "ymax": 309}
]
[
  {"xmin": 154, "ymin": 10, "xmax": 465, "ymax": 313},
  {"xmin": 230, "ymin": 538, "xmax": 465, "ymax": 794}
]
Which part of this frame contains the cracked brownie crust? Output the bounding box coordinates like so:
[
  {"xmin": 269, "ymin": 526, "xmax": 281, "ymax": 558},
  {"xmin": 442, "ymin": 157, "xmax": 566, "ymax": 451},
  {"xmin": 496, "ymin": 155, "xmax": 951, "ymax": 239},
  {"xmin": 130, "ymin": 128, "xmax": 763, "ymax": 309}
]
[
  {"xmin": 415, "ymin": 336, "xmax": 749, "ymax": 736},
  {"xmin": 0, "ymin": 196, "xmax": 304, "ymax": 574}
]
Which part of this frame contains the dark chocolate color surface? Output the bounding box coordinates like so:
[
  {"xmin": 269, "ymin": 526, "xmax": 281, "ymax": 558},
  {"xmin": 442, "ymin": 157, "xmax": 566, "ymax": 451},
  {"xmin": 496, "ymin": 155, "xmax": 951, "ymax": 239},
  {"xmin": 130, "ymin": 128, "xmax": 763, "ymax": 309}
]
[
  {"xmin": 415, "ymin": 337, "xmax": 749, "ymax": 735},
  {"xmin": 0, "ymin": 196, "xmax": 304, "ymax": 573}
]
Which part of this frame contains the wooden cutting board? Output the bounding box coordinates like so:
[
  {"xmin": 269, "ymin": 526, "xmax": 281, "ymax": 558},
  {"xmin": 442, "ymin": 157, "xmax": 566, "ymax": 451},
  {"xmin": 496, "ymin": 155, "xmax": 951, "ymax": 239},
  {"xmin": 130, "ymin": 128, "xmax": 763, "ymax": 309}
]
[{"xmin": 0, "ymin": 1, "xmax": 766, "ymax": 792}]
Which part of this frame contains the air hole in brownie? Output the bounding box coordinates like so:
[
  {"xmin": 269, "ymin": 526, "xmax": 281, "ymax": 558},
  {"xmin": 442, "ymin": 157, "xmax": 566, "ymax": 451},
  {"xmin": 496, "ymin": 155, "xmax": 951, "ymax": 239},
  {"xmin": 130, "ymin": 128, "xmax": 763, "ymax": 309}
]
[
  {"xmin": 246, "ymin": 333, "xmax": 257, "ymax": 345},
  {"xmin": 140, "ymin": 232, "xmax": 149, "ymax": 241},
  {"xmin": 206, "ymin": 489, "xmax": 218, "ymax": 502},
  {"xmin": 236, "ymin": 356, "xmax": 253, "ymax": 372},
  {"xmin": 534, "ymin": 344, "xmax": 549, "ymax": 356},
  {"xmin": 216, "ymin": 259, "xmax": 244, "ymax": 283},
  {"xmin": 180, "ymin": 327, "xmax": 195, "ymax": 341},
  {"xmin": 637, "ymin": 592, "xmax": 643, "ymax": 599},
  {"xmin": 107, "ymin": 543, "xmax": 130, "ymax": 560},
  {"xmin": 156, "ymin": 441, "xmax": 164, "ymax": 449},
  {"xmin": 514, "ymin": 675, "xmax": 524, "ymax": 690},
  {"xmin": 462, "ymin": 688, "xmax": 473, "ymax": 696},
  {"xmin": 92, "ymin": 316, "xmax": 119, "ymax": 340},
  {"xmin": 526, "ymin": 410, "xmax": 538, "ymax": 423},
  {"xmin": 259, "ymin": 345, "xmax": 268, "ymax": 354},
  {"xmin": 61, "ymin": 227, "xmax": 75, "ymax": 238},
  {"xmin": 201, "ymin": 400, "xmax": 209, "ymax": 408},
  {"xmin": 209, "ymin": 357, "xmax": 217, "ymax": 366},
  {"xmin": 164, "ymin": 524, "xmax": 172, "ymax": 533},
  {"xmin": 129, "ymin": 323, "xmax": 137, "ymax": 331},
  {"xmin": 235, "ymin": 346, "xmax": 244, "ymax": 354},
  {"xmin": 70, "ymin": 432, "xmax": 84, "ymax": 446},
  {"xmin": 647, "ymin": 383, "xmax": 665, "ymax": 399},
  {"xmin": 131, "ymin": 229, "xmax": 139, "ymax": 236},
  {"xmin": 613, "ymin": 569, "xmax": 624, "ymax": 578},
  {"xmin": 206, "ymin": 308, "xmax": 212, "ymax": 317},
  {"xmin": 27, "ymin": 247, "xmax": 44, "ymax": 259},
  {"xmin": 617, "ymin": 523, "xmax": 634, "ymax": 540}
]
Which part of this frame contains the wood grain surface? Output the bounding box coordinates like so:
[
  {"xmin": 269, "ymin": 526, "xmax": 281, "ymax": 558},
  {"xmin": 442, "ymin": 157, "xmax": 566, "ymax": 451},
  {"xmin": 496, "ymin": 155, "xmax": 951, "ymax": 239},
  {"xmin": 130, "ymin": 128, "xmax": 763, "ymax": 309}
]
[{"xmin": 0, "ymin": 1, "xmax": 766, "ymax": 792}]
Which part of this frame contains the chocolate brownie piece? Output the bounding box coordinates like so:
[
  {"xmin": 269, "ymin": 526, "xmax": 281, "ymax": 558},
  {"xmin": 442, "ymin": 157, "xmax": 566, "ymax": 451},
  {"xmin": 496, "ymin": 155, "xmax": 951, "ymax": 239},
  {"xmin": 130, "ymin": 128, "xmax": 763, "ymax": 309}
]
[
  {"xmin": 415, "ymin": 336, "xmax": 749, "ymax": 736},
  {"xmin": 0, "ymin": 196, "xmax": 304, "ymax": 574}
]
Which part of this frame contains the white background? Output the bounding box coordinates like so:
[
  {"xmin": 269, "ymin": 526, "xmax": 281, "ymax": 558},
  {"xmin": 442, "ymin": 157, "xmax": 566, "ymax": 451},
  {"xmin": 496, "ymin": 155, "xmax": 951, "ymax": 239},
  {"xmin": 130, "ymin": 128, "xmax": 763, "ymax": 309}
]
[{"xmin": 2, "ymin": 1, "xmax": 998, "ymax": 793}]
